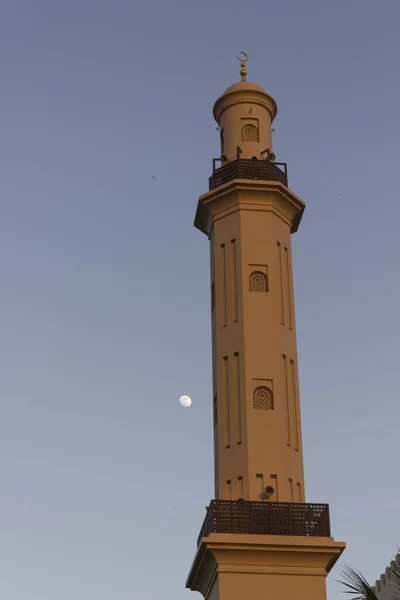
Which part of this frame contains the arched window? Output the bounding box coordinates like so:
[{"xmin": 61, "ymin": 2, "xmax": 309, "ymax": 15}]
[
  {"xmin": 253, "ymin": 386, "xmax": 274, "ymax": 410},
  {"xmin": 242, "ymin": 124, "xmax": 259, "ymax": 143},
  {"xmin": 249, "ymin": 270, "xmax": 268, "ymax": 292}
]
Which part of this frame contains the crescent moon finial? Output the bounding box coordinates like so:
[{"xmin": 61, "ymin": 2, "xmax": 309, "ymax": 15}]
[{"xmin": 237, "ymin": 52, "xmax": 248, "ymax": 81}]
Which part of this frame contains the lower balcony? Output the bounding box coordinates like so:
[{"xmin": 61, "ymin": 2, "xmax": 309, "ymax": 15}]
[{"xmin": 197, "ymin": 500, "xmax": 331, "ymax": 547}]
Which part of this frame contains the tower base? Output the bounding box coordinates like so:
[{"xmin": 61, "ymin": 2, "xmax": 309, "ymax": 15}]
[{"xmin": 187, "ymin": 534, "xmax": 345, "ymax": 600}]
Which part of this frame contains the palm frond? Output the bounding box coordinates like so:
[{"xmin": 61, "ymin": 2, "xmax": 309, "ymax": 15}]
[
  {"xmin": 388, "ymin": 553, "xmax": 400, "ymax": 600},
  {"xmin": 338, "ymin": 566, "xmax": 378, "ymax": 600}
]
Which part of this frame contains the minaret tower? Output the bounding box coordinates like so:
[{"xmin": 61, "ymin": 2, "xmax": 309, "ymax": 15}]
[{"xmin": 187, "ymin": 55, "xmax": 345, "ymax": 600}]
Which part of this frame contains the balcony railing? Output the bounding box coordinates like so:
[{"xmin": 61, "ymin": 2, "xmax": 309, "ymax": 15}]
[
  {"xmin": 197, "ymin": 500, "xmax": 331, "ymax": 547},
  {"xmin": 209, "ymin": 157, "xmax": 288, "ymax": 190}
]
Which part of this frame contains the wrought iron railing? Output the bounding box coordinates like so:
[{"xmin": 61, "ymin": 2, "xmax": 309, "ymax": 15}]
[
  {"xmin": 209, "ymin": 157, "xmax": 288, "ymax": 190},
  {"xmin": 197, "ymin": 500, "xmax": 331, "ymax": 547}
]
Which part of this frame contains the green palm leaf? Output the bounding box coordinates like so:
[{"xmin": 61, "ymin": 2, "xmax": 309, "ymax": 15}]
[
  {"xmin": 389, "ymin": 555, "xmax": 400, "ymax": 600},
  {"xmin": 338, "ymin": 566, "xmax": 378, "ymax": 600},
  {"xmin": 339, "ymin": 555, "xmax": 400, "ymax": 600}
]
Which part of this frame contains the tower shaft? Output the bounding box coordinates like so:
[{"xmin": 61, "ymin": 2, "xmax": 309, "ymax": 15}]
[
  {"xmin": 209, "ymin": 181, "xmax": 305, "ymax": 503},
  {"xmin": 187, "ymin": 58, "xmax": 345, "ymax": 600}
]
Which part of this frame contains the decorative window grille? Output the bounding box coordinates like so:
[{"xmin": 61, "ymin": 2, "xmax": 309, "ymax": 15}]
[
  {"xmin": 249, "ymin": 271, "xmax": 268, "ymax": 292},
  {"xmin": 253, "ymin": 386, "xmax": 274, "ymax": 410},
  {"xmin": 242, "ymin": 124, "xmax": 259, "ymax": 143}
]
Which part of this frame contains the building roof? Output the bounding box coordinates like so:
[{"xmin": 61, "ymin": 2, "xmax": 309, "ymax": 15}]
[
  {"xmin": 221, "ymin": 80, "xmax": 268, "ymax": 96},
  {"xmin": 213, "ymin": 79, "xmax": 277, "ymax": 123}
]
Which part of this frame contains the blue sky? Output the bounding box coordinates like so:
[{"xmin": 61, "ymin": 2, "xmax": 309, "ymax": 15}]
[{"xmin": 0, "ymin": 1, "xmax": 398, "ymax": 598}]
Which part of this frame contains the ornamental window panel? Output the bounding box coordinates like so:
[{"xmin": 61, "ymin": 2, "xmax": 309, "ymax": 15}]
[
  {"xmin": 253, "ymin": 386, "xmax": 274, "ymax": 410},
  {"xmin": 249, "ymin": 270, "xmax": 268, "ymax": 292},
  {"xmin": 242, "ymin": 124, "xmax": 259, "ymax": 143}
]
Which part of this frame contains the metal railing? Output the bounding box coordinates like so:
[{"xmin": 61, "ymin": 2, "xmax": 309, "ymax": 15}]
[
  {"xmin": 209, "ymin": 157, "xmax": 288, "ymax": 190},
  {"xmin": 197, "ymin": 500, "xmax": 331, "ymax": 547}
]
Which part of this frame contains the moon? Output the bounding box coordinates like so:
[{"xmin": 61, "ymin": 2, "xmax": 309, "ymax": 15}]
[{"xmin": 179, "ymin": 395, "xmax": 192, "ymax": 408}]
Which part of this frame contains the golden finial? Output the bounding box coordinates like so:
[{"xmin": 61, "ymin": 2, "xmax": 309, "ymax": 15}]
[{"xmin": 237, "ymin": 52, "xmax": 248, "ymax": 81}]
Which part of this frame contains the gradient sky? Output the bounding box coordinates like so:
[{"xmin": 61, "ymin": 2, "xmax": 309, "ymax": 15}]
[{"xmin": 0, "ymin": 1, "xmax": 399, "ymax": 599}]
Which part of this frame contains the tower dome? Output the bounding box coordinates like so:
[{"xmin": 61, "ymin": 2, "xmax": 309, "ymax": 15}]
[
  {"xmin": 213, "ymin": 54, "xmax": 278, "ymax": 163},
  {"xmin": 221, "ymin": 80, "xmax": 269, "ymax": 96}
]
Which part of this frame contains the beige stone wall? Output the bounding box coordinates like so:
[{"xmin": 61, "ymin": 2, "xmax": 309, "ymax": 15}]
[
  {"xmin": 205, "ymin": 182, "xmax": 306, "ymax": 503},
  {"xmin": 187, "ymin": 533, "xmax": 345, "ymax": 600}
]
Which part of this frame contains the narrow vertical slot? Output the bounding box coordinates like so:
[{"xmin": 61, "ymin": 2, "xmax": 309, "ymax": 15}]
[
  {"xmin": 291, "ymin": 359, "xmax": 300, "ymax": 451},
  {"xmin": 213, "ymin": 394, "xmax": 219, "ymax": 500},
  {"xmin": 277, "ymin": 242, "xmax": 284, "ymax": 325},
  {"xmin": 222, "ymin": 356, "xmax": 230, "ymax": 448},
  {"xmin": 233, "ymin": 352, "xmax": 241, "ymax": 444},
  {"xmin": 220, "ymin": 243, "xmax": 227, "ymax": 327},
  {"xmin": 226, "ymin": 480, "xmax": 232, "ymax": 500},
  {"xmin": 271, "ymin": 474, "xmax": 278, "ymax": 501},
  {"xmin": 289, "ymin": 478, "xmax": 294, "ymax": 501},
  {"xmin": 230, "ymin": 239, "xmax": 238, "ymax": 323},
  {"xmin": 256, "ymin": 473, "xmax": 264, "ymax": 498},
  {"xmin": 283, "ymin": 354, "xmax": 291, "ymax": 447},
  {"xmin": 285, "ymin": 246, "xmax": 293, "ymax": 330},
  {"xmin": 296, "ymin": 482, "xmax": 302, "ymax": 502}
]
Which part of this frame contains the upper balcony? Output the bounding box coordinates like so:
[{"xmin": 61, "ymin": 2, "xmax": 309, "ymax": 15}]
[
  {"xmin": 209, "ymin": 156, "xmax": 288, "ymax": 191},
  {"xmin": 197, "ymin": 499, "xmax": 331, "ymax": 547}
]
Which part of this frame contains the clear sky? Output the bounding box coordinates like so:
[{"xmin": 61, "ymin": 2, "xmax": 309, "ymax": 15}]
[{"xmin": 0, "ymin": 1, "xmax": 398, "ymax": 599}]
